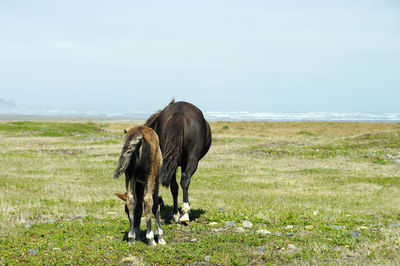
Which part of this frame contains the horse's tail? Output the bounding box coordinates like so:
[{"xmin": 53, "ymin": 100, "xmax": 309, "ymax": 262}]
[
  {"xmin": 113, "ymin": 136, "xmax": 143, "ymax": 179},
  {"xmin": 160, "ymin": 114, "xmax": 184, "ymax": 187}
]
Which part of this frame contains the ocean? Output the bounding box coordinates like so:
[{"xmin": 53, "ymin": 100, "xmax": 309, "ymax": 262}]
[
  {"xmin": 1, "ymin": 109, "xmax": 400, "ymax": 122},
  {"xmin": 204, "ymin": 111, "xmax": 400, "ymax": 122}
]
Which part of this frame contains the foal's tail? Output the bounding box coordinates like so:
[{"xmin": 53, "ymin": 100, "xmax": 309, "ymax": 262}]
[
  {"xmin": 161, "ymin": 114, "xmax": 184, "ymax": 187},
  {"xmin": 113, "ymin": 136, "xmax": 143, "ymax": 179}
]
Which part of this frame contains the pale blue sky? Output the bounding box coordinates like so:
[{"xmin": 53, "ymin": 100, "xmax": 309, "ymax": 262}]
[{"xmin": 1, "ymin": 0, "xmax": 399, "ymax": 112}]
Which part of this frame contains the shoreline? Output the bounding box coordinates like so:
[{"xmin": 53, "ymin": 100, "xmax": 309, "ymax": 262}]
[{"xmin": 0, "ymin": 113, "xmax": 399, "ymax": 123}]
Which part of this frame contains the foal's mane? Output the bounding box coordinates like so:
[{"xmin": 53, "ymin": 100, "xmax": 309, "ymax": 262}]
[{"xmin": 144, "ymin": 98, "xmax": 175, "ymax": 128}]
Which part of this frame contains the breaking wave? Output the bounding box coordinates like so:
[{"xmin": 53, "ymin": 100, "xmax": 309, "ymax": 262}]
[{"xmin": 1, "ymin": 109, "xmax": 400, "ymax": 122}]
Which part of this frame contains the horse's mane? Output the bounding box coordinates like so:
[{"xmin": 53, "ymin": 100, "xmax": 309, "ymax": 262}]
[{"xmin": 144, "ymin": 98, "xmax": 175, "ymax": 127}]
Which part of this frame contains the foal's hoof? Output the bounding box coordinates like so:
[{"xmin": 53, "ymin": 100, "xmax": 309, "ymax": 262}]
[
  {"xmin": 159, "ymin": 238, "xmax": 166, "ymax": 245},
  {"xmin": 181, "ymin": 220, "xmax": 189, "ymax": 226},
  {"xmin": 128, "ymin": 232, "xmax": 136, "ymax": 245}
]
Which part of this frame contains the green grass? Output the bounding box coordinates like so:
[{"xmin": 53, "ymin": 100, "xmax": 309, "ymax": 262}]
[
  {"xmin": 0, "ymin": 121, "xmax": 106, "ymax": 137},
  {"xmin": 1, "ymin": 213, "xmax": 398, "ymax": 265},
  {"xmin": 246, "ymin": 131, "xmax": 400, "ymax": 165},
  {"xmin": 1, "ymin": 120, "xmax": 400, "ymax": 264}
]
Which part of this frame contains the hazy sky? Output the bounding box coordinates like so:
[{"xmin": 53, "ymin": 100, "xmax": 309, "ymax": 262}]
[{"xmin": 1, "ymin": 0, "xmax": 399, "ymax": 113}]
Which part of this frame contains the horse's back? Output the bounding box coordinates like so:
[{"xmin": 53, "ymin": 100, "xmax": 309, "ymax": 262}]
[
  {"xmin": 159, "ymin": 101, "xmax": 210, "ymax": 158},
  {"xmin": 162, "ymin": 101, "xmax": 203, "ymax": 122}
]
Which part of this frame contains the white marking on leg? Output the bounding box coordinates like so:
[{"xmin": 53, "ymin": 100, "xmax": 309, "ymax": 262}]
[
  {"xmin": 146, "ymin": 231, "xmax": 154, "ymax": 240},
  {"xmin": 173, "ymin": 212, "xmax": 181, "ymax": 223},
  {"xmin": 146, "ymin": 231, "xmax": 156, "ymax": 245},
  {"xmin": 182, "ymin": 202, "xmax": 191, "ymax": 213},
  {"xmin": 180, "ymin": 212, "xmax": 189, "ymax": 222},
  {"xmin": 180, "ymin": 202, "xmax": 191, "ymax": 222},
  {"xmin": 128, "ymin": 231, "xmax": 135, "ymax": 244},
  {"xmin": 156, "ymin": 224, "xmax": 166, "ymax": 245}
]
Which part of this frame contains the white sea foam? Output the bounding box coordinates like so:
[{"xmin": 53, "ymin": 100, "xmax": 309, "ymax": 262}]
[
  {"xmin": 1, "ymin": 109, "xmax": 400, "ymax": 122},
  {"xmin": 204, "ymin": 111, "xmax": 400, "ymax": 122}
]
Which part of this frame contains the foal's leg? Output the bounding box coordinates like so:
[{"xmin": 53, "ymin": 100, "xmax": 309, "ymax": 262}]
[
  {"xmin": 152, "ymin": 196, "xmax": 166, "ymax": 245},
  {"xmin": 179, "ymin": 157, "xmax": 199, "ymax": 224},
  {"xmin": 126, "ymin": 178, "xmax": 137, "ymax": 244},
  {"xmin": 170, "ymin": 171, "xmax": 180, "ymax": 223},
  {"xmin": 133, "ymin": 182, "xmax": 144, "ymax": 240},
  {"xmin": 144, "ymin": 181, "xmax": 156, "ymax": 245}
]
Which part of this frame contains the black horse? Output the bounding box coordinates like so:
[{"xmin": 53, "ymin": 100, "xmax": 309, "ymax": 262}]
[{"xmin": 144, "ymin": 99, "xmax": 212, "ymax": 224}]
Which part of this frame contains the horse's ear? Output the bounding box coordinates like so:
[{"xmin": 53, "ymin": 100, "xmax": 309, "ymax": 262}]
[
  {"xmin": 124, "ymin": 129, "xmax": 127, "ymax": 134},
  {"xmin": 115, "ymin": 193, "xmax": 127, "ymax": 201}
]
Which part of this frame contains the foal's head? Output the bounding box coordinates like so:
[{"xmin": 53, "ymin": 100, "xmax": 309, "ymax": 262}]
[
  {"xmin": 115, "ymin": 193, "xmax": 129, "ymax": 217},
  {"xmin": 114, "ymin": 193, "xmax": 164, "ymax": 217}
]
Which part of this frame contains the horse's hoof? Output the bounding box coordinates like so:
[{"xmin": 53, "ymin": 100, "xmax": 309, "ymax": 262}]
[
  {"xmin": 181, "ymin": 220, "xmax": 189, "ymax": 226},
  {"xmin": 179, "ymin": 212, "xmax": 189, "ymax": 225},
  {"xmin": 159, "ymin": 238, "xmax": 166, "ymax": 245},
  {"xmin": 128, "ymin": 232, "xmax": 136, "ymax": 245},
  {"xmin": 173, "ymin": 212, "xmax": 181, "ymax": 223}
]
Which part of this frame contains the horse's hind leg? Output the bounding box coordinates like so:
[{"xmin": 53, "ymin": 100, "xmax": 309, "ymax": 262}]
[
  {"xmin": 170, "ymin": 172, "xmax": 180, "ymax": 223},
  {"xmin": 180, "ymin": 157, "xmax": 199, "ymax": 224}
]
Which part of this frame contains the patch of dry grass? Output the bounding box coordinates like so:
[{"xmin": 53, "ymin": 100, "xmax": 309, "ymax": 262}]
[{"xmin": 211, "ymin": 121, "xmax": 400, "ymax": 136}]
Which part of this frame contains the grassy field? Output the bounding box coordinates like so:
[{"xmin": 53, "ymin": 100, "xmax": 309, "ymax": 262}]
[{"xmin": 1, "ymin": 120, "xmax": 400, "ymax": 265}]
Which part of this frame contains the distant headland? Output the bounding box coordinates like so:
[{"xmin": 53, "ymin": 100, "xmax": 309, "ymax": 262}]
[{"xmin": 0, "ymin": 98, "xmax": 17, "ymax": 110}]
